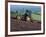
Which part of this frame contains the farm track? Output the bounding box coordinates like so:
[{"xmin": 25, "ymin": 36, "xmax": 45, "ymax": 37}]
[{"xmin": 11, "ymin": 17, "xmax": 41, "ymax": 32}]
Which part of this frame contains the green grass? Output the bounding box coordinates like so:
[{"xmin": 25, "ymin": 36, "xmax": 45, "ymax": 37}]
[
  {"xmin": 11, "ymin": 12, "xmax": 41, "ymax": 21},
  {"xmin": 11, "ymin": 12, "xmax": 22, "ymax": 16},
  {"xmin": 11, "ymin": 13, "xmax": 16, "ymax": 16},
  {"xmin": 31, "ymin": 13, "xmax": 41, "ymax": 21}
]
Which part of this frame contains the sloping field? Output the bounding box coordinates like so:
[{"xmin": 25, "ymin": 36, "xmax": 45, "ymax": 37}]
[{"xmin": 31, "ymin": 13, "xmax": 41, "ymax": 21}]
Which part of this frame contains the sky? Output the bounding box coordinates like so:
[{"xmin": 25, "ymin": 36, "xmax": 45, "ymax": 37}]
[{"xmin": 10, "ymin": 5, "xmax": 41, "ymax": 13}]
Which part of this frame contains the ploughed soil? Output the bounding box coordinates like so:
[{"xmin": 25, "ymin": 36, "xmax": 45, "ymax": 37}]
[{"xmin": 11, "ymin": 17, "xmax": 41, "ymax": 32}]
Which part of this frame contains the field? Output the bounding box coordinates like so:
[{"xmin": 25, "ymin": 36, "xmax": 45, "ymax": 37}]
[
  {"xmin": 11, "ymin": 12, "xmax": 41, "ymax": 21},
  {"xmin": 10, "ymin": 12, "xmax": 41, "ymax": 31},
  {"xmin": 31, "ymin": 13, "xmax": 41, "ymax": 21}
]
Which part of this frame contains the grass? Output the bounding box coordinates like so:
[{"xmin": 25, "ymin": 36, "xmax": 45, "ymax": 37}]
[
  {"xmin": 11, "ymin": 12, "xmax": 22, "ymax": 16},
  {"xmin": 11, "ymin": 13, "xmax": 16, "ymax": 16},
  {"xmin": 11, "ymin": 12, "xmax": 41, "ymax": 21},
  {"xmin": 31, "ymin": 13, "xmax": 41, "ymax": 21}
]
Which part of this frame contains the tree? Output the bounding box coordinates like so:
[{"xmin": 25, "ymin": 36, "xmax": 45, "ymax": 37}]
[
  {"xmin": 26, "ymin": 9, "xmax": 32, "ymax": 17},
  {"xmin": 23, "ymin": 10, "xmax": 29, "ymax": 21},
  {"xmin": 24, "ymin": 9, "xmax": 32, "ymax": 21},
  {"xmin": 26, "ymin": 10, "xmax": 29, "ymax": 12},
  {"xmin": 15, "ymin": 10, "xmax": 18, "ymax": 19},
  {"xmin": 16, "ymin": 10, "xmax": 18, "ymax": 16},
  {"xmin": 29, "ymin": 10, "xmax": 32, "ymax": 17}
]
